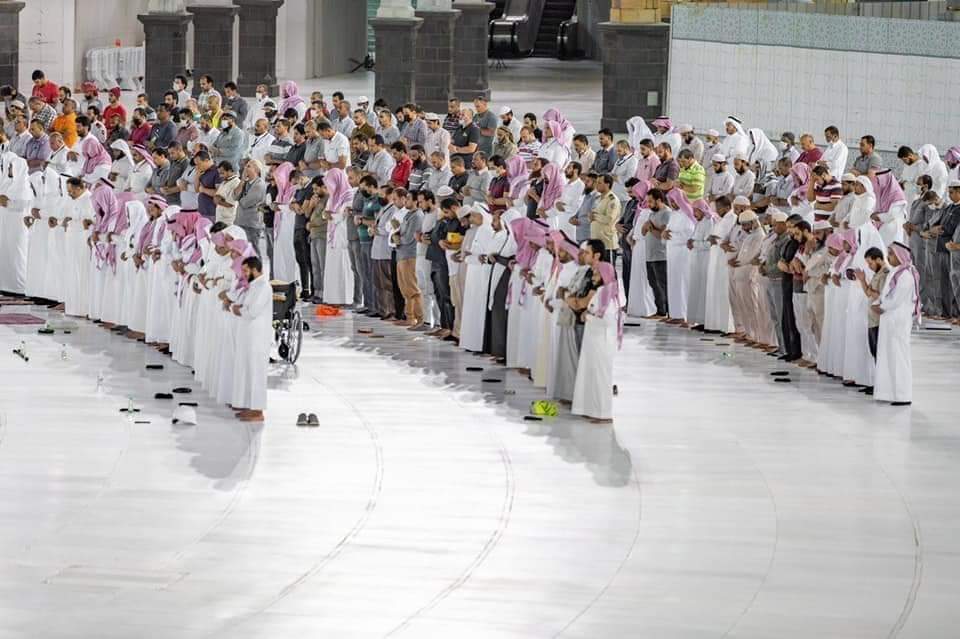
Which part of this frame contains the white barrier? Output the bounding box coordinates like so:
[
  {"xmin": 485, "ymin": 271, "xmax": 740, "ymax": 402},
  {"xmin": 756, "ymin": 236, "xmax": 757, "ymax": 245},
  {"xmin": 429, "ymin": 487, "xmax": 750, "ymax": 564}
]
[{"xmin": 84, "ymin": 46, "xmax": 145, "ymax": 92}]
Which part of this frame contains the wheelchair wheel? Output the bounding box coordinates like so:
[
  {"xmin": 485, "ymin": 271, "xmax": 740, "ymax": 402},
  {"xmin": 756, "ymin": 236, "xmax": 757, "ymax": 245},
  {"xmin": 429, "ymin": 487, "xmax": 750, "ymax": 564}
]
[{"xmin": 287, "ymin": 310, "xmax": 303, "ymax": 363}]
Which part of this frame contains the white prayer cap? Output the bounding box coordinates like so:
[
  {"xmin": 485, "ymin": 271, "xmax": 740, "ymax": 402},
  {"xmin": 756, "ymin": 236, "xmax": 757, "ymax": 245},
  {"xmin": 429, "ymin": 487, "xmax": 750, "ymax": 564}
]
[
  {"xmin": 436, "ymin": 186, "xmax": 454, "ymax": 197},
  {"xmin": 813, "ymin": 220, "xmax": 832, "ymax": 231},
  {"xmin": 706, "ymin": 129, "xmax": 720, "ymax": 137},
  {"xmin": 425, "ymin": 112, "xmax": 441, "ymax": 122},
  {"xmin": 738, "ymin": 210, "xmax": 758, "ymax": 223},
  {"xmin": 949, "ymin": 179, "xmax": 960, "ymax": 188},
  {"xmin": 841, "ymin": 172, "xmax": 857, "ymax": 182},
  {"xmin": 732, "ymin": 195, "xmax": 751, "ymax": 207},
  {"xmin": 769, "ymin": 209, "xmax": 788, "ymax": 223},
  {"xmin": 711, "ymin": 153, "xmax": 726, "ymax": 163},
  {"xmin": 498, "ymin": 105, "xmax": 513, "ymax": 116},
  {"xmin": 678, "ymin": 124, "xmax": 694, "ymax": 134},
  {"xmin": 357, "ymin": 96, "xmax": 370, "ymax": 105},
  {"xmin": 734, "ymin": 152, "xmax": 749, "ymax": 162},
  {"xmin": 172, "ymin": 405, "xmax": 197, "ymax": 426}
]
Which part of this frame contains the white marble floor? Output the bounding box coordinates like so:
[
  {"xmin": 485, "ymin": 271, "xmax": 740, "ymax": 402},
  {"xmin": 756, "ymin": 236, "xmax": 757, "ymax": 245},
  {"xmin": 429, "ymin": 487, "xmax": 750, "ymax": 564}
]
[{"xmin": 1, "ymin": 302, "xmax": 959, "ymax": 638}]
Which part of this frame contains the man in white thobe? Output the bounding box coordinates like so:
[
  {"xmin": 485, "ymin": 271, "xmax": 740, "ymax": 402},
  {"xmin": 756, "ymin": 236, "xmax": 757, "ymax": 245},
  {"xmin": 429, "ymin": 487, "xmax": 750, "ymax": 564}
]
[
  {"xmin": 820, "ymin": 125, "xmax": 849, "ymax": 178},
  {"xmin": 719, "ymin": 117, "xmax": 748, "ymax": 161},
  {"xmin": 663, "ymin": 195, "xmax": 695, "ymax": 324},
  {"xmin": 231, "ymin": 256, "xmax": 272, "ymax": 422},
  {"xmin": 873, "ymin": 242, "xmax": 917, "ymax": 406},
  {"xmin": 549, "ymin": 162, "xmax": 585, "ymax": 237}
]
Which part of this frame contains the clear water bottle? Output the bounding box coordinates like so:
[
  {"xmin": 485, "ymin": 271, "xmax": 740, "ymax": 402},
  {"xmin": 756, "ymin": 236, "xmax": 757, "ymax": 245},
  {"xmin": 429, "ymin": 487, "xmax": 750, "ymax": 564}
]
[
  {"xmin": 96, "ymin": 370, "xmax": 105, "ymax": 393},
  {"xmin": 721, "ymin": 352, "xmax": 734, "ymax": 360},
  {"xmin": 19, "ymin": 340, "xmax": 26, "ymax": 358},
  {"xmin": 127, "ymin": 396, "xmax": 134, "ymax": 414},
  {"xmin": 60, "ymin": 343, "xmax": 68, "ymax": 361}
]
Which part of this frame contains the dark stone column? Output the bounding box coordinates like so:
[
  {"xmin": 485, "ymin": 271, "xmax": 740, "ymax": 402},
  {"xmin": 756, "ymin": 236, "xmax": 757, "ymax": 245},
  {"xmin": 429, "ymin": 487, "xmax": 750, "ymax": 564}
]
[
  {"xmin": 0, "ymin": 2, "xmax": 25, "ymax": 89},
  {"xmin": 370, "ymin": 16, "xmax": 423, "ymax": 110},
  {"xmin": 137, "ymin": 12, "xmax": 192, "ymax": 106},
  {"xmin": 233, "ymin": 0, "xmax": 284, "ymax": 96},
  {"xmin": 414, "ymin": 9, "xmax": 460, "ymax": 113},
  {"xmin": 451, "ymin": 1, "xmax": 494, "ymax": 101},
  {"xmin": 186, "ymin": 5, "xmax": 238, "ymax": 95},
  {"xmin": 599, "ymin": 21, "xmax": 669, "ymax": 132}
]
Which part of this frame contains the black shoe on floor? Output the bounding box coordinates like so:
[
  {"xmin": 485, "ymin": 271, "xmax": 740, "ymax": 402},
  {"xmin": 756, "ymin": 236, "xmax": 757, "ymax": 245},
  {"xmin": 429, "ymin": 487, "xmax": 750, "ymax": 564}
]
[{"xmin": 891, "ymin": 401, "xmax": 912, "ymax": 406}]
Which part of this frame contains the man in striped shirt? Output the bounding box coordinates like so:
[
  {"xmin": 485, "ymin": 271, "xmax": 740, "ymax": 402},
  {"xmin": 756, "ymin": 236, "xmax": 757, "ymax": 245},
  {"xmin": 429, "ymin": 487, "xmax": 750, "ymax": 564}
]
[
  {"xmin": 811, "ymin": 165, "xmax": 843, "ymax": 221},
  {"xmin": 517, "ymin": 126, "xmax": 542, "ymax": 167}
]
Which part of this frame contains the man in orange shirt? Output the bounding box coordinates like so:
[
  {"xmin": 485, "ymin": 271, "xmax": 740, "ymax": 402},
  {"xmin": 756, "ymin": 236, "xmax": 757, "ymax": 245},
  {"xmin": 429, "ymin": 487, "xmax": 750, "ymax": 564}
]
[{"xmin": 52, "ymin": 97, "xmax": 79, "ymax": 148}]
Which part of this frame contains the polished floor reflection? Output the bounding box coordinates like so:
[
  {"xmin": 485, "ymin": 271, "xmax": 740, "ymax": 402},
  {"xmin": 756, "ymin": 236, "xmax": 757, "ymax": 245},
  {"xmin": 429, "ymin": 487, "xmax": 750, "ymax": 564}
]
[{"xmin": 1, "ymin": 300, "xmax": 958, "ymax": 638}]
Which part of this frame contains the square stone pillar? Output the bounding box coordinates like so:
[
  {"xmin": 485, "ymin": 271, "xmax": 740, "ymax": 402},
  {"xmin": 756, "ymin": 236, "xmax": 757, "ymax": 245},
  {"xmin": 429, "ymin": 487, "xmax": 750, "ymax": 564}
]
[
  {"xmin": 414, "ymin": 8, "xmax": 460, "ymax": 113},
  {"xmin": 451, "ymin": 1, "xmax": 494, "ymax": 101},
  {"xmin": 233, "ymin": 0, "xmax": 284, "ymax": 96},
  {"xmin": 186, "ymin": 5, "xmax": 237, "ymax": 95},
  {"xmin": 0, "ymin": 2, "xmax": 25, "ymax": 88},
  {"xmin": 138, "ymin": 12, "xmax": 192, "ymax": 105},
  {"xmin": 370, "ymin": 17, "xmax": 423, "ymax": 110},
  {"xmin": 599, "ymin": 21, "xmax": 669, "ymax": 132}
]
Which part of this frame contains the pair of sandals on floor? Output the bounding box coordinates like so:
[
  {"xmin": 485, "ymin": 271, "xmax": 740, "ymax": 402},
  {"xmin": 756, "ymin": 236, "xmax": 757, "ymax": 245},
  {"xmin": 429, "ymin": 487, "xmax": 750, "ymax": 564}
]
[{"xmin": 296, "ymin": 412, "xmax": 320, "ymax": 427}]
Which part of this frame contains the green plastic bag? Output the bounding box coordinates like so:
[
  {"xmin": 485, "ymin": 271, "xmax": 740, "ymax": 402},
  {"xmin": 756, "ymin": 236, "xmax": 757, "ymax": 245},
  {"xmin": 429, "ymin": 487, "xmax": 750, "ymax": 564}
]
[{"xmin": 530, "ymin": 400, "xmax": 558, "ymax": 417}]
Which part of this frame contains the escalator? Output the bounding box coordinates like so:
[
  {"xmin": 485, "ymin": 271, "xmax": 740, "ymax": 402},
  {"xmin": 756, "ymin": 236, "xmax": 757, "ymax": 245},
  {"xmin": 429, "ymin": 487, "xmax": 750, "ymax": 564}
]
[
  {"xmin": 489, "ymin": 0, "xmax": 579, "ymax": 60},
  {"xmin": 533, "ymin": 0, "xmax": 577, "ymax": 57}
]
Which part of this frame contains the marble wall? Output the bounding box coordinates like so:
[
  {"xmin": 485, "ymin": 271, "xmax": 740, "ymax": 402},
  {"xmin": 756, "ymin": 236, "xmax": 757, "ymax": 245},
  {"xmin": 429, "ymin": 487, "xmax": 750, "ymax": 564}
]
[{"xmin": 668, "ymin": 4, "xmax": 960, "ymax": 152}]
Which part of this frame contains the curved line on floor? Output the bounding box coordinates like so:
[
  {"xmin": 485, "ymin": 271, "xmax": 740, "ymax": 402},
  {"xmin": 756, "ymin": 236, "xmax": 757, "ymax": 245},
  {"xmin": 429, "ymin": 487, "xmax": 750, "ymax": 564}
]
[
  {"xmin": 719, "ymin": 439, "xmax": 780, "ymax": 638},
  {"xmin": 384, "ymin": 395, "xmax": 516, "ymax": 636},
  {"xmin": 552, "ymin": 453, "xmax": 643, "ymax": 637},
  {"xmin": 878, "ymin": 463, "xmax": 924, "ymax": 638},
  {"xmin": 207, "ymin": 372, "xmax": 384, "ymax": 638}
]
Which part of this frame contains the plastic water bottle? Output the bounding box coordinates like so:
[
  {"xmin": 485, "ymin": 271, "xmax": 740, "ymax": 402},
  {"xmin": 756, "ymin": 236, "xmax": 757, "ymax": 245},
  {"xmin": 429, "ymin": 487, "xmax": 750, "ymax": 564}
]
[
  {"xmin": 19, "ymin": 340, "xmax": 26, "ymax": 358},
  {"xmin": 96, "ymin": 370, "xmax": 105, "ymax": 393},
  {"xmin": 60, "ymin": 343, "xmax": 68, "ymax": 361},
  {"xmin": 721, "ymin": 352, "xmax": 734, "ymax": 360},
  {"xmin": 127, "ymin": 396, "xmax": 134, "ymax": 413}
]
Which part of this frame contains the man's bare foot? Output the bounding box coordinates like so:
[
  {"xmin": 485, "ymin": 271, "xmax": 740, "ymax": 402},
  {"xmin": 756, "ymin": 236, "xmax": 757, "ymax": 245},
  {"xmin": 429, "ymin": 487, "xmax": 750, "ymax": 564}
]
[
  {"xmin": 586, "ymin": 417, "xmax": 613, "ymax": 424},
  {"xmin": 238, "ymin": 410, "xmax": 264, "ymax": 422}
]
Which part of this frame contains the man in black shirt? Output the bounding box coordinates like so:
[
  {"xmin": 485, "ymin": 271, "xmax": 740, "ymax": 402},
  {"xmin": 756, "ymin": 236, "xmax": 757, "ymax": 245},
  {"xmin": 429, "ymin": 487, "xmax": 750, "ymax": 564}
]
[
  {"xmin": 525, "ymin": 158, "xmax": 546, "ymax": 220},
  {"xmin": 778, "ymin": 214, "xmax": 804, "ymax": 361},
  {"xmin": 448, "ymin": 157, "xmax": 469, "ymax": 199},
  {"xmin": 449, "ymin": 108, "xmax": 480, "ymax": 166},
  {"xmin": 567, "ymin": 239, "xmax": 607, "ymax": 345},
  {"xmin": 289, "ymin": 172, "xmax": 317, "ymax": 299},
  {"xmin": 426, "ymin": 195, "xmax": 463, "ymax": 337},
  {"xmin": 618, "ymin": 177, "xmax": 642, "ymax": 301},
  {"xmin": 282, "ymin": 123, "xmax": 308, "ymax": 166}
]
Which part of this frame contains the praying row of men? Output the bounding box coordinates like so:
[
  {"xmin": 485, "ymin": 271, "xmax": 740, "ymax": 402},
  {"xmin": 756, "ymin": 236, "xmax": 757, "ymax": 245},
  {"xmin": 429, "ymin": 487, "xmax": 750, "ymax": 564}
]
[{"xmin": 0, "ymin": 71, "xmax": 941, "ymax": 421}]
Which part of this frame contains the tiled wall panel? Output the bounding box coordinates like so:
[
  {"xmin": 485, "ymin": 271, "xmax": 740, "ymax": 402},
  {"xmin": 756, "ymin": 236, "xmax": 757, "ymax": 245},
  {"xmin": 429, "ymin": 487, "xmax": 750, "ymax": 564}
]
[{"xmin": 668, "ymin": 5, "xmax": 960, "ymax": 154}]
